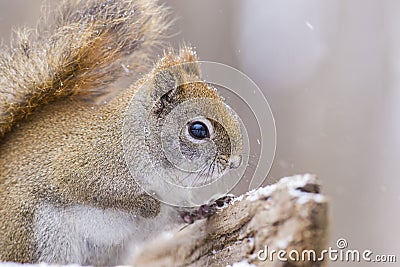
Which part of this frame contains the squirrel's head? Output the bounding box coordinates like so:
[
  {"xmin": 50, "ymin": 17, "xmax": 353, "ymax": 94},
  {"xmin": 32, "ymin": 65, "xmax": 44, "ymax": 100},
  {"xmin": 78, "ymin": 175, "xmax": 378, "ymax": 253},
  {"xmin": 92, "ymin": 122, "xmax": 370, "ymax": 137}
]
[{"xmin": 123, "ymin": 47, "xmax": 245, "ymax": 205}]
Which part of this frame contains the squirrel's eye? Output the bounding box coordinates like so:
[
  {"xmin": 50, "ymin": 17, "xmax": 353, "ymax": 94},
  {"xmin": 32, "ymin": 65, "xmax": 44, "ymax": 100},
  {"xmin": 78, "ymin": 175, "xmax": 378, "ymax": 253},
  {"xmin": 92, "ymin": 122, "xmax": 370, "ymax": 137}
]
[{"xmin": 188, "ymin": 121, "xmax": 210, "ymax": 139}]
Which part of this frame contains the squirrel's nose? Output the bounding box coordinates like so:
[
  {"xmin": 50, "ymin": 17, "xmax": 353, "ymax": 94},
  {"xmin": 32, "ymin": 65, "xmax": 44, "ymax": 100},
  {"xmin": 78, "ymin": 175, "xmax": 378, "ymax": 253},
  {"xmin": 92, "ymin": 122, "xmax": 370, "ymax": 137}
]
[{"xmin": 229, "ymin": 155, "xmax": 242, "ymax": 169}]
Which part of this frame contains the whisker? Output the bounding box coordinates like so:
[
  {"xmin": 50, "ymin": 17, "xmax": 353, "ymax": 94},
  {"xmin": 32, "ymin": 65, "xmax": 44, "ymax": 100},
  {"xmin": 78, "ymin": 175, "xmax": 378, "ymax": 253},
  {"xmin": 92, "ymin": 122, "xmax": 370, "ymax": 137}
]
[
  {"xmin": 206, "ymin": 156, "xmax": 217, "ymax": 184},
  {"xmin": 176, "ymin": 160, "xmax": 209, "ymax": 185},
  {"xmin": 191, "ymin": 161, "xmax": 209, "ymax": 186},
  {"xmin": 207, "ymin": 156, "xmax": 217, "ymax": 184}
]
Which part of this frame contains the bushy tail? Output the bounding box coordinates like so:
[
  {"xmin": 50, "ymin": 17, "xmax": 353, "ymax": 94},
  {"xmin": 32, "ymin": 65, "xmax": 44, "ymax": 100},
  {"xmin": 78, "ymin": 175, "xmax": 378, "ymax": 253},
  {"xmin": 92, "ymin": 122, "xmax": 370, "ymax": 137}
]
[{"xmin": 0, "ymin": 0, "xmax": 171, "ymax": 138}]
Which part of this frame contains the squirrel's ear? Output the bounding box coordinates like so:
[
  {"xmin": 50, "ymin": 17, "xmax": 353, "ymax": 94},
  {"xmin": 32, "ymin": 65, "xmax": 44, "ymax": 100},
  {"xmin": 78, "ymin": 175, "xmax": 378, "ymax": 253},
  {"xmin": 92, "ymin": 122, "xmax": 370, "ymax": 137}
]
[
  {"xmin": 152, "ymin": 69, "xmax": 179, "ymax": 101},
  {"xmin": 151, "ymin": 47, "xmax": 201, "ymax": 101}
]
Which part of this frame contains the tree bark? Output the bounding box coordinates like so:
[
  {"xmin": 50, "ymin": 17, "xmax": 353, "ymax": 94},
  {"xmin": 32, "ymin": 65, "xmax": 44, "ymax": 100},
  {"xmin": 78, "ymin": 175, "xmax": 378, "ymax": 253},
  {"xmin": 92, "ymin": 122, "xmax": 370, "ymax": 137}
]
[{"xmin": 129, "ymin": 174, "xmax": 329, "ymax": 267}]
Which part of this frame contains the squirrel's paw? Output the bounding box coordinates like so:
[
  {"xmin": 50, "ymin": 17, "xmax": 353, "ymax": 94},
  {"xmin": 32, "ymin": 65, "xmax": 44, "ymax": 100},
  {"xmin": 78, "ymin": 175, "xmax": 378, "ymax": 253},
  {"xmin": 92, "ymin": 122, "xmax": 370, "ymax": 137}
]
[{"xmin": 179, "ymin": 194, "xmax": 235, "ymax": 224}]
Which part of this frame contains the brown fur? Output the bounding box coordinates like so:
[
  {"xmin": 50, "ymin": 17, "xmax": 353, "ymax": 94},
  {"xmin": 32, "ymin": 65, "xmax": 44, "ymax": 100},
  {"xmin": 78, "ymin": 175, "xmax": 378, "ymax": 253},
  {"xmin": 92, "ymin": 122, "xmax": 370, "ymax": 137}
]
[
  {"xmin": 0, "ymin": 0, "xmax": 171, "ymax": 138},
  {"xmin": 0, "ymin": 45, "xmax": 220, "ymax": 263},
  {"xmin": 0, "ymin": 1, "xmax": 241, "ymax": 264},
  {"xmin": 0, "ymin": 0, "xmax": 171, "ymax": 263}
]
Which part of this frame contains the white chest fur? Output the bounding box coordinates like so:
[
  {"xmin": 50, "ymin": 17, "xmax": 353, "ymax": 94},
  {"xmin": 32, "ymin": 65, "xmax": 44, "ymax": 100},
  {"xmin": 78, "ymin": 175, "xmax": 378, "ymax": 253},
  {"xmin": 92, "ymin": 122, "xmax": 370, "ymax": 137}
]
[{"xmin": 33, "ymin": 203, "xmax": 178, "ymax": 265}]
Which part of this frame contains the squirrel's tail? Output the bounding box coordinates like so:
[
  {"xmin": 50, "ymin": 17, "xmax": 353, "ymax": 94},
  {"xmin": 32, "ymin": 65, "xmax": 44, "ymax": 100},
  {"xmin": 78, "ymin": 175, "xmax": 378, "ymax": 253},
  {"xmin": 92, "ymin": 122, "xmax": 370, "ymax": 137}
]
[{"xmin": 0, "ymin": 0, "xmax": 171, "ymax": 138}]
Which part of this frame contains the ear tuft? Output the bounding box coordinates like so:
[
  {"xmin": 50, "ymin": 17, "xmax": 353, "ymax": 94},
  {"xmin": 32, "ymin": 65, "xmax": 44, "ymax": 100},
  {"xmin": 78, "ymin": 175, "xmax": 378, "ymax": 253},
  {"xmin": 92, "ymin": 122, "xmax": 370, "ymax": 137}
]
[{"xmin": 150, "ymin": 46, "xmax": 201, "ymax": 101}]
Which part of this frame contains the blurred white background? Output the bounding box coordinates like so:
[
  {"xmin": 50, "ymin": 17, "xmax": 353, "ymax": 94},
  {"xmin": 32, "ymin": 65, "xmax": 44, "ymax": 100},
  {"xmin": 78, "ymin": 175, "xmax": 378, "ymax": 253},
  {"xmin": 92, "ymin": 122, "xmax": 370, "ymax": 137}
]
[{"xmin": 1, "ymin": 1, "xmax": 399, "ymax": 266}]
